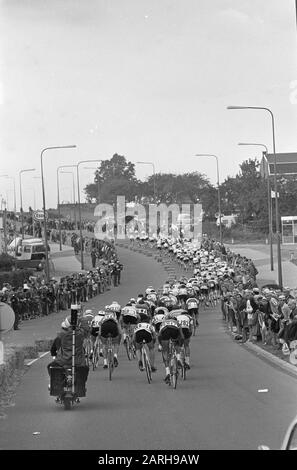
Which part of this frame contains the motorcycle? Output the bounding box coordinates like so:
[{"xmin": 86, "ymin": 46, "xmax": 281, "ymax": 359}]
[
  {"xmin": 49, "ymin": 365, "xmax": 83, "ymax": 410},
  {"xmin": 49, "ymin": 304, "xmax": 87, "ymax": 410}
]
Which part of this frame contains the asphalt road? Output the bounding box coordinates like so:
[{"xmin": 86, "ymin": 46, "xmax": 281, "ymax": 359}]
[{"xmin": 1, "ymin": 246, "xmax": 297, "ymax": 450}]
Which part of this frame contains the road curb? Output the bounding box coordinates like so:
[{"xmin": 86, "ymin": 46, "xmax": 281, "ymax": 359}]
[
  {"xmin": 0, "ymin": 339, "xmax": 54, "ymax": 395},
  {"xmin": 224, "ymin": 326, "xmax": 297, "ymax": 378}
]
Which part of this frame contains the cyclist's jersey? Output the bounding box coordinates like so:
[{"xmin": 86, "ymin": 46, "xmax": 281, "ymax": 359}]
[
  {"xmin": 80, "ymin": 313, "xmax": 94, "ymax": 330},
  {"xmin": 108, "ymin": 302, "xmax": 122, "ymax": 319},
  {"xmin": 146, "ymin": 293, "xmax": 157, "ymax": 303},
  {"xmin": 171, "ymin": 286, "xmax": 180, "ymax": 297},
  {"xmin": 158, "ymin": 318, "xmax": 181, "ymax": 341},
  {"xmin": 168, "ymin": 294, "xmax": 178, "ymax": 306},
  {"xmin": 159, "ymin": 295, "xmax": 172, "ymax": 309},
  {"xmin": 176, "ymin": 314, "xmax": 192, "ymax": 331},
  {"xmin": 135, "ymin": 303, "xmax": 151, "ymax": 322},
  {"xmin": 178, "ymin": 286, "xmax": 188, "ymax": 297},
  {"xmin": 151, "ymin": 313, "xmax": 165, "ymax": 332},
  {"xmin": 162, "ymin": 284, "xmax": 171, "ymax": 295},
  {"xmin": 200, "ymin": 282, "xmax": 209, "ymax": 291},
  {"xmin": 133, "ymin": 322, "xmax": 155, "ymax": 344},
  {"xmin": 186, "ymin": 298, "xmax": 199, "ymax": 310},
  {"xmin": 121, "ymin": 306, "xmax": 139, "ymax": 325},
  {"xmin": 208, "ymin": 280, "xmax": 216, "ymax": 290},
  {"xmin": 91, "ymin": 314, "xmax": 105, "ymax": 328},
  {"xmin": 100, "ymin": 313, "xmax": 121, "ymax": 338}
]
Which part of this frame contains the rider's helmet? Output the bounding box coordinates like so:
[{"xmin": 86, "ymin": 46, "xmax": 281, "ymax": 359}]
[
  {"xmin": 61, "ymin": 316, "xmax": 71, "ymax": 329},
  {"xmin": 83, "ymin": 309, "xmax": 93, "ymax": 316}
]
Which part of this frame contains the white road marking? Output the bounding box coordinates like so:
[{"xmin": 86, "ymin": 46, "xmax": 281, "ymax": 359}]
[
  {"xmin": 27, "ymin": 351, "xmax": 50, "ymax": 366},
  {"xmin": 258, "ymin": 389, "xmax": 269, "ymax": 393}
]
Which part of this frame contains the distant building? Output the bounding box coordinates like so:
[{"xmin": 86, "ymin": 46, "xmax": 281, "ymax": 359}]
[{"xmin": 260, "ymin": 152, "xmax": 297, "ymax": 177}]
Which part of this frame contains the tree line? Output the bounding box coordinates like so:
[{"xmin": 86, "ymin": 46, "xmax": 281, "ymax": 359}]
[{"xmin": 84, "ymin": 153, "xmax": 297, "ymax": 233}]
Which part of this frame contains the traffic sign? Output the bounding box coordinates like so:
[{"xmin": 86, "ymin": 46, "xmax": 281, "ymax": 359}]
[
  {"xmin": 33, "ymin": 210, "xmax": 48, "ymax": 221},
  {"xmin": 0, "ymin": 302, "xmax": 15, "ymax": 333}
]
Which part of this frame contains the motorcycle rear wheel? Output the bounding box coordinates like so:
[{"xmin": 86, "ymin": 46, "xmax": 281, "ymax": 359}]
[{"xmin": 63, "ymin": 397, "xmax": 72, "ymax": 410}]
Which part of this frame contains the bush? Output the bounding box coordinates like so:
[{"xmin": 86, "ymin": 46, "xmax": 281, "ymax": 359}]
[
  {"xmin": 0, "ymin": 253, "xmax": 15, "ymax": 271},
  {"xmin": 0, "ymin": 269, "xmax": 35, "ymax": 289}
]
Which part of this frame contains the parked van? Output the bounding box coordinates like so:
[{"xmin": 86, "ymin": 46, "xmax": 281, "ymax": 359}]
[{"xmin": 7, "ymin": 237, "xmax": 48, "ymax": 270}]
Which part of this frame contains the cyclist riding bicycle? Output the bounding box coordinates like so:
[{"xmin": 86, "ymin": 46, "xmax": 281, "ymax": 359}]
[
  {"xmin": 152, "ymin": 306, "xmax": 168, "ymax": 352},
  {"xmin": 99, "ymin": 311, "xmax": 122, "ymax": 368},
  {"xmin": 158, "ymin": 317, "xmax": 184, "ymax": 384},
  {"xmin": 132, "ymin": 321, "xmax": 157, "ymax": 372},
  {"xmin": 121, "ymin": 305, "xmax": 140, "ymax": 343},
  {"xmin": 106, "ymin": 301, "xmax": 121, "ymax": 320},
  {"xmin": 90, "ymin": 309, "xmax": 106, "ymax": 358},
  {"xmin": 169, "ymin": 309, "xmax": 193, "ymax": 370},
  {"xmin": 79, "ymin": 309, "xmax": 94, "ymax": 333},
  {"xmin": 135, "ymin": 299, "xmax": 151, "ymax": 322},
  {"xmin": 186, "ymin": 297, "xmax": 199, "ymax": 327}
]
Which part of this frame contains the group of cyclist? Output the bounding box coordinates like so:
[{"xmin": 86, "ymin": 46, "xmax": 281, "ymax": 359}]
[{"xmin": 54, "ymin": 236, "xmax": 232, "ymax": 385}]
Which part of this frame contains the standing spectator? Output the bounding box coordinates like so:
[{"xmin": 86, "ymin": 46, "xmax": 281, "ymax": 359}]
[{"xmin": 91, "ymin": 248, "xmax": 97, "ymax": 268}]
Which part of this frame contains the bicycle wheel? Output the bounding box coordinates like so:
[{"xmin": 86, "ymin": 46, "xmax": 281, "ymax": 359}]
[
  {"xmin": 142, "ymin": 345, "xmax": 152, "ymax": 384},
  {"xmin": 92, "ymin": 341, "xmax": 100, "ymax": 371},
  {"xmin": 180, "ymin": 348, "xmax": 186, "ymax": 381},
  {"xmin": 170, "ymin": 355, "xmax": 178, "ymax": 389},
  {"xmin": 108, "ymin": 340, "xmax": 114, "ymax": 380}
]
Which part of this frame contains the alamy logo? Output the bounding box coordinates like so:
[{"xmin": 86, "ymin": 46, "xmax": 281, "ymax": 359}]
[
  {"xmin": 290, "ymin": 80, "xmax": 297, "ymax": 104},
  {"xmin": 93, "ymin": 196, "xmax": 203, "ymax": 241}
]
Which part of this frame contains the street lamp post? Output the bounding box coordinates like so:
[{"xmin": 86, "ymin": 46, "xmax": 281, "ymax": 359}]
[
  {"xmin": 194, "ymin": 154, "xmax": 222, "ymax": 246},
  {"xmin": 136, "ymin": 161, "xmax": 156, "ymax": 202},
  {"xmin": 56, "ymin": 165, "xmax": 77, "ymax": 251},
  {"xmin": 76, "ymin": 159, "xmax": 102, "ymax": 270},
  {"xmin": 227, "ymin": 106, "xmax": 283, "ymax": 289},
  {"xmin": 61, "ymin": 171, "xmax": 76, "ymax": 224},
  {"xmin": 19, "ymin": 169, "xmax": 36, "ymax": 239},
  {"xmin": 41, "ymin": 146, "xmax": 76, "ymax": 282},
  {"xmin": 238, "ymin": 142, "xmax": 274, "ymax": 271}
]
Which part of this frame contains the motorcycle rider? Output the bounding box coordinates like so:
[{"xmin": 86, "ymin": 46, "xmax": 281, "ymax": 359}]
[{"xmin": 47, "ymin": 315, "xmax": 89, "ymax": 393}]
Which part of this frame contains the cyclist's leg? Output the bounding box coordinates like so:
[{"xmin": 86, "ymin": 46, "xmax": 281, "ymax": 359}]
[
  {"xmin": 148, "ymin": 341, "xmax": 156, "ymax": 370},
  {"xmin": 100, "ymin": 336, "xmax": 108, "ymax": 367},
  {"xmin": 183, "ymin": 337, "xmax": 191, "ymax": 368},
  {"xmin": 160, "ymin": 338, "xmax": 170, "ymax": 379},
  {"xmin": 113, "ymin": 335, "xmax": 121, "ymax": 366}
]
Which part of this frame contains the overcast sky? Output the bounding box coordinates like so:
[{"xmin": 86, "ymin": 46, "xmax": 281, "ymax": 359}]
[{"xmin": 0, "ymin": 0, "xmax": 296, "ymax": 210}]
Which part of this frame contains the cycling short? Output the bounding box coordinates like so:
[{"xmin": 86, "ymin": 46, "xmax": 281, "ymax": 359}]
[
  {"xmin": 122, "ymin": 315, "xmax": 138, "ymax": 325},
  {"xmin": 159, "ymin": 326, "xmax": 180, "ymax": 341},
  {"xmin": 134, "ymin": 329, "xmax": 153, "ymax": 344},
  {"xmin": 139, "ymin": 313, "xmax": 151, "ymax": 323},
  {"xmin": 182, "ymin": 328, "xmax": 192, "ymax": 340},
  {"xmin": 91, "ymin": 327, "xmax": 99, "ymax": 338},
  {"xmin": 178, "ymin": 294, "xmax": 188, "ymax": 302},
  {"xmin": 188, "ymin": 307, "xmax": 199, "ymax": 314},
  {"xmin": 100, "ymin": 319, "xmax": 119, "ymax": 338}
]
